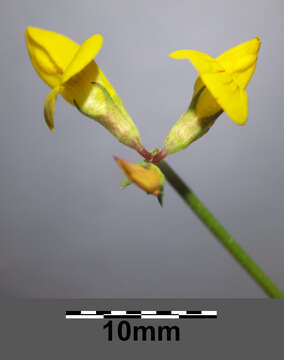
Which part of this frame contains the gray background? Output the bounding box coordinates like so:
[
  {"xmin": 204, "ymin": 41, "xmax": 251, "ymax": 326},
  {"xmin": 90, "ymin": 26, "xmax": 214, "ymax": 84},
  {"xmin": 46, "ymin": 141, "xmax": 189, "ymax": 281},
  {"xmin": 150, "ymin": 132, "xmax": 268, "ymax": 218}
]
[
  {"xmin": 1, "ymin": 299, "xmax": 283, "ymax": 358},
  {"xmin": 0, "ymin": 0, "xmax": 283, "ymax": 297}
]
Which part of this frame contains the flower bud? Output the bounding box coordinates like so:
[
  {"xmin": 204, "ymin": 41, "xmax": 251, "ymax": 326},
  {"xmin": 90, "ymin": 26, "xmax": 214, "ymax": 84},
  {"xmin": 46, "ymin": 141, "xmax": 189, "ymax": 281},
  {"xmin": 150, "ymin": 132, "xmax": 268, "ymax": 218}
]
[{"xmin": 114, "ymin": 157, "xmax": 165, "ymax": 205}]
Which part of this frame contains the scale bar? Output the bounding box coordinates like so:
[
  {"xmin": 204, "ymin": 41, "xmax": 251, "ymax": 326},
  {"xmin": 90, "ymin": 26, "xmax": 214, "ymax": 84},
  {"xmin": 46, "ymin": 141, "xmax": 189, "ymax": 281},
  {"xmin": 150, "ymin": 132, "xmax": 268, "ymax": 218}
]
[{"xmin": 66, "ymin": 310, "xmax": 217, "ymax": 319}]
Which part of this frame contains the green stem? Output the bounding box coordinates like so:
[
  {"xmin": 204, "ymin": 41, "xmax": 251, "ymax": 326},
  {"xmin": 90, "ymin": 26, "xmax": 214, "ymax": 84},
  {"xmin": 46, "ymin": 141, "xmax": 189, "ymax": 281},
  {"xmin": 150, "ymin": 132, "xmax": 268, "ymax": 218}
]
[{"xmin": 158, "ymin": 160, "xmax": 284, "ymax": 298}]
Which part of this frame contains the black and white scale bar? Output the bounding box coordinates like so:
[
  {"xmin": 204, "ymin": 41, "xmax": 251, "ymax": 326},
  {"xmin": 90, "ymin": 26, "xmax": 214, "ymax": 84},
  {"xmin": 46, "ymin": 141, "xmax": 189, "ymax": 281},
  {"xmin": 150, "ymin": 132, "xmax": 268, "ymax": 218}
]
[{"xmin": 65, "ymin": 310, "xmax": 217, "ymax": 319}]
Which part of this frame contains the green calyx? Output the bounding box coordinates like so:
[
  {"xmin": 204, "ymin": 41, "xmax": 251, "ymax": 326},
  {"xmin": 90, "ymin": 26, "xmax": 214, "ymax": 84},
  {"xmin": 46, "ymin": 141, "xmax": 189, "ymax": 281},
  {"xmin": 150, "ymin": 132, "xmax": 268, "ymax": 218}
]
[
  {"xmin": 160, "ymin": 87, "xmax": 223, "ymax": 156},
  {"xmin": 74, "ymin": 82, "xmax": 146, "ymax": 155}
]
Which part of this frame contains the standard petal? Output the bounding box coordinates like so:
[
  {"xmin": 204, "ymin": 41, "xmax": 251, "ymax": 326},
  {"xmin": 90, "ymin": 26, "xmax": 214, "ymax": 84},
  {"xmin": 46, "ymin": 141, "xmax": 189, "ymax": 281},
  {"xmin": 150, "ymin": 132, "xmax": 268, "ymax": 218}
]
[
  {"xmin": 217, "ymin": 37, "xmax": 261, "ymax": 89},
  {"xmin": 61, "ymin": 34, "xmax": 103, "ymax": 84},
  {"xmin": 25, "ymin": 27, "xmax": 79, "ymax": 88},
  {"xmin": 172, "ymin": 49, "xmax": 248, "ymax": 125},
  {"xmin": 44, "ymin": 87, "xmax": 60, "ymax": 131},
  {"xmin": 170, "ymin": 49, "xmax": 223, "ymax": 73}
]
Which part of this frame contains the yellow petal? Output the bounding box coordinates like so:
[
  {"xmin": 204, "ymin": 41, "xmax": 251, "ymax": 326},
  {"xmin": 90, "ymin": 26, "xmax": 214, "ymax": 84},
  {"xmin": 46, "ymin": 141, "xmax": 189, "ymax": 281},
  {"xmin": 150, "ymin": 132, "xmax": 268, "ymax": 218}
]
[
  {"xmin": 193, "ymin": 77, "xmax": 222, "ymax": 119},
  {"xmin": 202, "ymin": 71, "xmax": 248, "ymax": 125},
  {"xmin": 171, "ymin": 49, "xmax": 248, "ymax": 125},
  {"xmin": 217, "ymin": 37, "xmax": 261, "ymax": 89},
  {"xmin": 170, "ymin": 49, "xmax": 223, "ymax": 73},
  {"xmin": 44, "ymin": 87, "xmax": 60, "ymax": 131},
  {"xmin": 25, "ymin": 27, "xmax": 79, "ymax": 88},
  {"xmin": 61, "ymin": 34, "xmax": 103, "ymax": 84},
  {"xmin": 114, "ymin": 157, "xmax": 164, "ymax": 196}
]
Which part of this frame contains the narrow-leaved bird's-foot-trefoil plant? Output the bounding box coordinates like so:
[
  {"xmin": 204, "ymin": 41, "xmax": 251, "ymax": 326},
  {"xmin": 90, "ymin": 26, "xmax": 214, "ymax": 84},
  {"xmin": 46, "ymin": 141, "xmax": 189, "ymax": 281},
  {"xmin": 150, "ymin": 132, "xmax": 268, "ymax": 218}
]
[{"xmin": 26, "ymin": 27, "xmax": 283, "ymax": 298}]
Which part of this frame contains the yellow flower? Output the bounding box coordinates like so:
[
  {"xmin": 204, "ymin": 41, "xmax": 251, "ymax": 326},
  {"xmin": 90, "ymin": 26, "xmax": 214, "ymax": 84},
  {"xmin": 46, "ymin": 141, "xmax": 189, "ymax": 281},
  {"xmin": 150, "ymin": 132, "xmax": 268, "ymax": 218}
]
[
  {"xmin": 25, "ymin": 27, "xmax": 150, "ymax": 158},
  {"xmin": 170, "ymin": 37, "xmax": 261, "ymax": 125},
  {"xmin": 114, "ymin": 157, "xmax": 164, "ymax": 205},
  {"xmin": 153, "ymin": 37, "xmax": 261, "ymax": 161}
]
